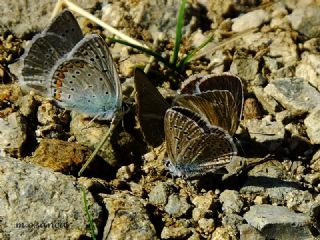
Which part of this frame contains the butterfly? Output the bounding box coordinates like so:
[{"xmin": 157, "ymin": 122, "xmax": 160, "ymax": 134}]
[
  {"xmin": 10, "ymin": 10, "xmax": 123, "ymax": 175},
  {"xmin": 15, "ymin": 10, "xmax": 122, "ymax": 121},
  {"xmin": 164, "ymin": 106, "xmax": 237, "ymax": 178},
  {"xmin": 134, "ymin": 68, "xmax": 170, "ymax": 147},
  {"xmin": 175, "ymin": 73, "xmax": 244, "ymax": 135}
]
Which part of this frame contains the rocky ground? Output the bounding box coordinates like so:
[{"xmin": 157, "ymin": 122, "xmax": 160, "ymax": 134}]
[{"xmin": 1, "ymin": 0, "xmax": 320, "ymax": 239}]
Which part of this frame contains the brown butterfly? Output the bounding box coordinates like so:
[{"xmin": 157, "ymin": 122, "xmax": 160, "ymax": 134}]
[
  {"xmin": 134, "ymin": 68, "xmax": 170, "ymax": 147},
  {"xmin": 175, "ymin": 73, "xmax": 244, "ymax": 136}
]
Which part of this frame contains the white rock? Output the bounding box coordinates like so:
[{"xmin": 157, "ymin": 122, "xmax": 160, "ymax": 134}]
[{"xmin": 232, "ymin": 10, "xmax": 270, "ymax": 32}]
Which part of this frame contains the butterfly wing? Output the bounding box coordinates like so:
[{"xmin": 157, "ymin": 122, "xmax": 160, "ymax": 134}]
[
  {"xmin": 174, "ymin": 90, "xmax": 238, "ymax": 135},
  {"xmin": 198, "ymin": 73, "xmax": 244, "ymax": 121},
  {"xmin": 66, "ymin": 34, "xmax": 122, "ymax": 106},
  {"xmin": 134, "ymin": 68, "xmax": 170, "ymax": 147},
  {"xmin": 180, "ymin": 74, "xmax": 205, "ymax": 94},
  {"xmin": 45, "ymin": 9, "xmax": 83, "ymax": 45},
  {"xmin": 164, "ymin": 107, "xmax": 237, "ymax": 178},
  {"xmin": 17, "ymin": 33, "xmax": 72, "ymax": 94},
  {"xmin": 14, "ymin": 10, "xmax": 83, "ymax": 95},
  {"xmin": 50, "ymin": 58, "xmax": 120, "ymax": 120}
]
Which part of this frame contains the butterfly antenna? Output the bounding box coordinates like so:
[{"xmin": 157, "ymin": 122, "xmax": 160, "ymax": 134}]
[{"xmin": 78, "ymin": 113, "xmax": 123, "ymax": 176}]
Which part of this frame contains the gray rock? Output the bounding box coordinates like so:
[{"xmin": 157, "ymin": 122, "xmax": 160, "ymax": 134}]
[
  {"xmin": 0, "ymin": 0, "xmax": 99, "ymax": 37},
  {"xmin": 275, "ymin": 110, "xmax": 293, "ymax": 124},
  {"xmin": 243, "ymin": 117, "xmax": 285, "ymax": 152},
  {"xmin": 0, "ymin": 157, "xmax": 102, "ymax": 239},
  {"xmin": 101, "ymin": 192, "xmax": 156, "ymax": 240},
  {"xmin": 148, "ymin": 182, "xmax": 175, "ymax": 206},
  {"xmin": 244, "ymin": 204, "xmax": 315, "ymax": 239},
  {"xmin": 296, "ymin": 52, "xmax": 320, "ymax": 92},
  {"xmin": 239, "ymin": 224, "xmax": 265, "ymax": 240},
  {"xmin": 240, "ymin": 161, "xmax": 302, "ymax": 204},
  {"xmin": 264, "ymin": 77, "xmax": 320, "ymax": 116},
  {"xmin": 0, "ymin": 112, "xmax": 26, "ymax": 157},
  {"xmin": 304, "ymin": 107, "xmax": 320, "ymax": 144},
  {"xmin": 230, "ymin": 52, "xmax": 259, "ymax": 82},
  {"xmin": 303, "ymin": 38, "xmax": 320, "ymax": 53},
  {"xmin": 219, "ymin": 190, "xmax": 243, "ymax": 214},
  {"xmin": 232, "ymin": 10, "xmax": 270, "ymax": 32},
  {"xmin": 252, "ymin": 86, "xmax": 281, "ymax": 115},
  {"xmin": 240, "ymin": 31, "xmax": 297, "ymax": 65},
  {"xmin": 222, "ymin": 213, "xmax": 244, "ymax": 231},
  {"xmin": 165, "ymin": 194, "xmax": 191, "ymax": 217},
  {"xmin": 287, "ymin": 5, "xmax": 320, "ymax": 38}
]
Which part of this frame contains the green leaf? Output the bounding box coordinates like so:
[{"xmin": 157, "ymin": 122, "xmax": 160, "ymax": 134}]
[
  {"xmin": 170, "ymin": 0, "xmax": 187, "ymax": 67},
  {"xmin": 177, "ymin": 33, "xmax": 214, "ymax": 69},
  {"xmin": 109, "ymin": 37, "xmax": 173, "ymax": 69}
]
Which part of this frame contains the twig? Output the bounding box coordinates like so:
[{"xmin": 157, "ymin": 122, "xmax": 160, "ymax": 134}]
[{"xmin": 52, "ymin": 0, "xmax": 149, "ymax": 49}]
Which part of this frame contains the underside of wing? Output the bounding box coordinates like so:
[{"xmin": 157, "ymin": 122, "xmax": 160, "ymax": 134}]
[
  {"xmin": 45, "ymin": 9, "xmax": 83, "ymax": 45},
  {"xmin": 67, "ymin": 34, "xmax": 121, "ymax": 104},
  {"xmin": 134, "ymin": 69, "xmax": 170, "ymax": 147},
  {"xmin": 180, "ymin": 74, "xmax": 205, "ymax": 94},
  {"xmin": 18, "ymin": 33, "xmax": 73, "ymax": 95},
  {"xmin": 174, "ymin": 90, "xmax": 238, "ymax": 135},
  {"xmin": 164, "ymin": 107, "xmax": 237, "ymax": 177},
  {"xmin": 50, "ymin": 58, "xmax": 121, "ymax": 120},
  {"xmin": 198, "ymin": 73, "xmax": 244, "ymax": 121}
]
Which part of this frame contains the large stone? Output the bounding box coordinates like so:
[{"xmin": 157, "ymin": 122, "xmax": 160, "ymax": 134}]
[
  {"xmin": 0, "ymin": 157, "xmax": 103, "ymax": 239},
  {"xmin": 101, "ymin": 192, "xmax": 156, "ymax": 240},
  {"xmin": 240, "ymin": 161, "xmax": 302, "ymax": 204},
  {"xmin": 244, "ymin": 204, "xmax": 315, "ymax": 239},
  {"xmin": 287, "ymin": 5, "xmax": 320, "ymax": 38},
  {"xmin": 243, "ymin": 117, "xmax": 285, "ymax": 152},
  {"xmin": 264, "ymin": 77, "xmax": 320, "ymax": 116}
]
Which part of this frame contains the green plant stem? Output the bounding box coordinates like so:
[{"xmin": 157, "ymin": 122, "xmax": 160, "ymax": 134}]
[
  {"xmin": 80, "ymin": 185, "xmax": 96, "ymax": 240},
  {"xmin": 109, "ymin": 38, "xmax": 173, "ymax": 69},
  {"xmin": 170, "ymin": 0, "xmax": 187, "ymax": 67},
  {"xmin": 177, "ymin": 33, "xmax": 214, "ymax": 69}
]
